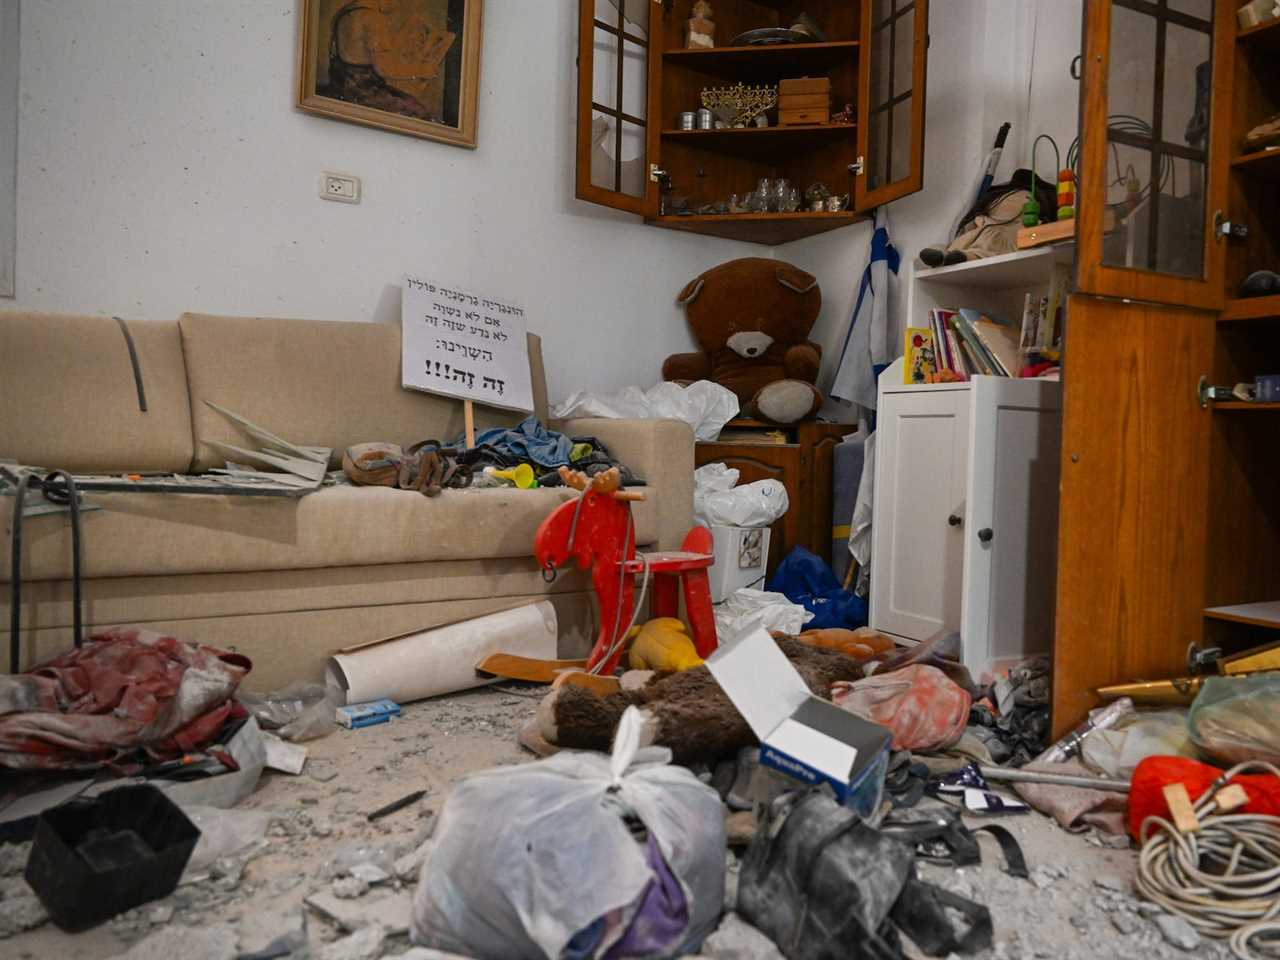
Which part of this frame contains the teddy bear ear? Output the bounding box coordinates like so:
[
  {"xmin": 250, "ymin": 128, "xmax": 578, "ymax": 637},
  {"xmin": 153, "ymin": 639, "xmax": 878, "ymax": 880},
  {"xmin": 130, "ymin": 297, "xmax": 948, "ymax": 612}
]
[
  {"xmin": 676, "ymin": 277, "xmax": 705, "ymax": 306},
  {"xmin": 776, "ymin": 264, "xmax": 818, "ymax": 294}
]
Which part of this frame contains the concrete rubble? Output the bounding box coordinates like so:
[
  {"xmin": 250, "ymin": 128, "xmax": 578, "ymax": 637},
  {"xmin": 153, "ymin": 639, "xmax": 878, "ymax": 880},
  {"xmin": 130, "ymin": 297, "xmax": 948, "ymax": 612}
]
[{"xmin": 0, "ymin": 686, "xmax": 1259, "ymax": 960}]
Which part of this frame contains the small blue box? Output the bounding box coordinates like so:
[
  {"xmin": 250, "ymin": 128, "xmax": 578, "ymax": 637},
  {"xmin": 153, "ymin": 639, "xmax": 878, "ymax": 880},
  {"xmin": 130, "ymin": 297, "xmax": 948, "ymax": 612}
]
[{"xmin": 336, "ymin": 699, "xmax": 402, "ymax": 729}]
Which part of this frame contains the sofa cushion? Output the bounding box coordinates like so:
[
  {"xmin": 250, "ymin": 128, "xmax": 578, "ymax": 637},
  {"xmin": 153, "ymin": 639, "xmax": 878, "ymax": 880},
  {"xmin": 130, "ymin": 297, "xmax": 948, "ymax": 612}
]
[
  {"xmin": 0, "ymin": 312, "xmax": 195, "ymax": 473},
  {"xmin": 180, "ymin": 313, "xmax": 549, "ymax": 472},
  {"xmin": 1, "ymin": 485, "xmax": 659, "ymax": 581}
]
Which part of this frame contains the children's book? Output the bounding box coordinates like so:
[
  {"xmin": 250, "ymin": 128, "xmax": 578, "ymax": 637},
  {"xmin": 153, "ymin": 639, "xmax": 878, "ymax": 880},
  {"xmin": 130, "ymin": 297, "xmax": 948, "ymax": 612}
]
[{"xmin": 904, "ymin": 327, "xmax": 937, "ymax": 384}]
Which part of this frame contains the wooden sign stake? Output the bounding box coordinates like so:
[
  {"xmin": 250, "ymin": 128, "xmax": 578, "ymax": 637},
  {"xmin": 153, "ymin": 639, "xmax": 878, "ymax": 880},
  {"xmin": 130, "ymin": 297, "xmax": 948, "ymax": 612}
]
[{"xmin": 463, "ymin": 399, "xmax": 476, "ymax": 449}]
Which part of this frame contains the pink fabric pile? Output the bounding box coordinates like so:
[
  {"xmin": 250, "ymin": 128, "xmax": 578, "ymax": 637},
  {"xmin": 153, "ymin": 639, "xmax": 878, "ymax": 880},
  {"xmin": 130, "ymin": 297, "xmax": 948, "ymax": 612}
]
[
  {"xmin": 0, "ymin": 628, "xmax": 251, "ymax": 771},
  {"xmin": 831, "ymin": 664, "xmax": 971, "ymax": 753}
]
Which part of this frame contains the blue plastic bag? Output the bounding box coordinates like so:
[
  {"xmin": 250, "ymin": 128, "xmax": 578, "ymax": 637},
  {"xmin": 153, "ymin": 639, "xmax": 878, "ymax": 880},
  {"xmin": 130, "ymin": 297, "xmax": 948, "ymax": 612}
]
[{"xmin": 766, "ymin": 546, "xmax": 869, "ymax": 630}]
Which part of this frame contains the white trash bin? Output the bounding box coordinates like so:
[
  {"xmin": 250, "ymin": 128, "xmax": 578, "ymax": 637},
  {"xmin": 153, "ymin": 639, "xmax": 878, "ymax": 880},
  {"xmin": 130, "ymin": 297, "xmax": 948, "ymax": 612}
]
[{"xmin": 708, "ymin": 524, "xmax": 771, "ymax": 603}]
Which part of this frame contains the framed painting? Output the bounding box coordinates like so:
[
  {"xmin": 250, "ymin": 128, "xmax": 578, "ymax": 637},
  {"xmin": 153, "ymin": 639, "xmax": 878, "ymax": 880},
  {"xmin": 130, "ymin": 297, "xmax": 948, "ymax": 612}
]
[{"xmin": 298, "ymin": 0, "xmax": 483, "ymax": 149}]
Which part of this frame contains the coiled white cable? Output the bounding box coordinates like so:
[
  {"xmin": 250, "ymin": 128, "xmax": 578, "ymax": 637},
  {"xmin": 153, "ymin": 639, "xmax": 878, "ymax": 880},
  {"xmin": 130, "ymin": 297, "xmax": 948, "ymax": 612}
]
[{"xmin": 1136, "ymin": 761, "xmax": 1280, "ymax": 960}]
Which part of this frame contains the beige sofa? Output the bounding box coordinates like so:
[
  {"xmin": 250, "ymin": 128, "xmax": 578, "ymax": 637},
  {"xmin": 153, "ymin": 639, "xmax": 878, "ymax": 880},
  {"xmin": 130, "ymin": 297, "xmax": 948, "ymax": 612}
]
[{"xmin": 0, "ymin": 312, "xmax": 694, "ymax": 689}]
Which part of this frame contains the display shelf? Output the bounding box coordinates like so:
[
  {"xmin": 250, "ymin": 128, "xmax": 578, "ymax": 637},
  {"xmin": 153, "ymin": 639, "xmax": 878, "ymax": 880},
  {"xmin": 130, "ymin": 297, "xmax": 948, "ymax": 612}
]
[
  {"xmin": 1237, "ymin": 16, "xmax": 1280, "ymax": 50},
  {"xmin": 1221, "ymin": 295, "xmax": 1280, "ymax": 322},
  {"xmin": 660, "ymin": 123, "xmax": 855, "ymax": 159},
  {"xmin": 1230, "ymin": 148, "xmax": 1280, "ymax": 180},
  {"xmin": 914, "ymin": 245, "xmax": 1074, "ymax": 290},
  {"xmin": 1211, "ymin": 401, "xmax": 1280, "ymax": 411},
  {"xmin": 1205, "ymin": 602, "xmax": 1280, "ymax": 630},
  {"xmin": 647, "ymin": 210, "xmax": 863, "ymax": 245},
  {"xmin": 662, "ymin": 41, "xmax": 859, "ymax": 80}
]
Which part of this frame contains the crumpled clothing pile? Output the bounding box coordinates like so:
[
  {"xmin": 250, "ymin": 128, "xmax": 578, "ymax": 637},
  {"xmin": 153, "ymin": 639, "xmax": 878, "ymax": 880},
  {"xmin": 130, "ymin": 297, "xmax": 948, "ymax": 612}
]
[
  {"xmin": 454, "ymin": 416, "xmax": 643, "ymax": 486},
  {"xmin": 0, "ymin": 628, "xmax": 251, "ymax": 771},
  {"xmin": 967, "ymin": 657, "xmax": 1050, "ymax": 767}
]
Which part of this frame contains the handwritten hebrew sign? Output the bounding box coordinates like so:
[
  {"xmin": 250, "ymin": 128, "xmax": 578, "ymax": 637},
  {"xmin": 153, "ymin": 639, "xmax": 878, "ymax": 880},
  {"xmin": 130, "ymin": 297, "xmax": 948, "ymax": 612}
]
[{"xmin": 401, "ymin": 275, "xmax": 534, "ymax": 413}]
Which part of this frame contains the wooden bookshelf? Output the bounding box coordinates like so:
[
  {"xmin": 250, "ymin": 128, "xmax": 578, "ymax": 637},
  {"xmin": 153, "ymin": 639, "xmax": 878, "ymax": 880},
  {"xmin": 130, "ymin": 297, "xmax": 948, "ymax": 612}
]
[
  {"xmin": 1221, "ymin": 295, "xmax": 1280, "ymax": 322},
  {"xmin": 1205, "ymin": 602, "xmax": 1280, "ymax": 630},
  {"xmin": 1211, "ymin": 401, "xmax": 1280, "ymax": 411}
]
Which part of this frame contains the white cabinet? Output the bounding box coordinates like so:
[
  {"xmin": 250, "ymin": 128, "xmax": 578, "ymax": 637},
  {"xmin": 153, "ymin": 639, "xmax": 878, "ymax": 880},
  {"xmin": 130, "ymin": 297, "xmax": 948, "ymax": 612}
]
[{"xmin": 870, "ymin": 358, "xmax": 1062, "ymax": 677}]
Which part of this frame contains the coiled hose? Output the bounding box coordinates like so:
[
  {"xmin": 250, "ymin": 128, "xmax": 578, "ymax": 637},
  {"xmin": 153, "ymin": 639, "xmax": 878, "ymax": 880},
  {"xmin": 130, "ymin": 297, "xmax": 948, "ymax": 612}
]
[{"xmin": 1136, "ymin": 761, "xmax": 1280, "ymax": 959}]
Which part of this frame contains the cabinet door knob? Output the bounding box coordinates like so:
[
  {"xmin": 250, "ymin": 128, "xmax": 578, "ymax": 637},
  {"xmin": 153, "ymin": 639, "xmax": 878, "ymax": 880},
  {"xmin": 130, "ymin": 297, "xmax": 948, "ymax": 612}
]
[
  {"xmin": 948, "ymin": 514, "xmax": 963, "ymax": 527},
  {"xmin": 978, "ymin": 528, "xmax": 993, "ymax": 543}
]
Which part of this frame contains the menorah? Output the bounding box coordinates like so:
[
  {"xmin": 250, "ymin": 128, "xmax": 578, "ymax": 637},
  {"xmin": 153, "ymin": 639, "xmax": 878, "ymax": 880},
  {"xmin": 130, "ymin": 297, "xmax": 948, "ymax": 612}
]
[{"xmin": 700, "ymin": 83, "xmax": 778, "ymax": 126}]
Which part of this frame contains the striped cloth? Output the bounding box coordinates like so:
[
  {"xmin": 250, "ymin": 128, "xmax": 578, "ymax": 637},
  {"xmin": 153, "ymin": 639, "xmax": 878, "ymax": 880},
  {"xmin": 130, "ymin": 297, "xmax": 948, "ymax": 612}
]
[{"xmin": 830, "ymin": 207, "xmax": 901, "ymax": 410}]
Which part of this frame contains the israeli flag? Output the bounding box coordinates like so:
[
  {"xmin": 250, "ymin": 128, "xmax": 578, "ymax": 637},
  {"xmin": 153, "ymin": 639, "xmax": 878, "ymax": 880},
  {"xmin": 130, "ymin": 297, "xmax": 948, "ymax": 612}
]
[{"xmin": 830, "ymin": 207, "xmax": 900, "ymax": 410}]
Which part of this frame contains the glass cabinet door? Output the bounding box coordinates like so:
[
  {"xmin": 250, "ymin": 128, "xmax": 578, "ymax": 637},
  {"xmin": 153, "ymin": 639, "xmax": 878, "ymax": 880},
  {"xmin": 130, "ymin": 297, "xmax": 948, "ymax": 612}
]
[
  {"xmin": 1076, "ymin": 0, "xmax": 1231, "ymax": 308},
  {"xmin": 856, "ymin": 0, "xmax": 929, "ymax": 210},
  {"xmin": 575, "ymin": 0, "xmax": 658, "ymax": 216}
]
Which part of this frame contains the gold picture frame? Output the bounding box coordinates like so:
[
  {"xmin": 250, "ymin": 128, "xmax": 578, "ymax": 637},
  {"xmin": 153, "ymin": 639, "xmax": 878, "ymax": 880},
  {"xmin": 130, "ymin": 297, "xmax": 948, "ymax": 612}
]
[{"xmin": 297, "ymin": 0, "xmax": 483, "ymax": 149}]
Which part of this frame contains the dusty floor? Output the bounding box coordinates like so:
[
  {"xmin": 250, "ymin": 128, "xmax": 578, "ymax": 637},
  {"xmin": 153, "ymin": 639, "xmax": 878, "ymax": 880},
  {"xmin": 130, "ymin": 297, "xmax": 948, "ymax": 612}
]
[{"xmin": 0, "ymin": 686, "xmax": 1244, "ymax": 960}]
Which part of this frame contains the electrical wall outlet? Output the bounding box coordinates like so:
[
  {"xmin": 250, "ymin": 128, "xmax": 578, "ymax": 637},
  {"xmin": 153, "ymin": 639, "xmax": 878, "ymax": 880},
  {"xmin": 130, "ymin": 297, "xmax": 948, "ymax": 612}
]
[{"xmin": 320, "ymin": 172, "xmax": 361, "ymax": 204}]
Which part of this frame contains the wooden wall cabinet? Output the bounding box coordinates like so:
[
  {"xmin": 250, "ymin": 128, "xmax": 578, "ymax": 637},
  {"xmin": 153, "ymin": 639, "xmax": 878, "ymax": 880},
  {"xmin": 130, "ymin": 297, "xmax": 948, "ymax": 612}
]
[
  {"xmin": 1054, "ymin": 0, "xmax": 1280, "ymax": 735},
  {"xmin": 576, "ymin": 0, "xmax": 929, "ymax": 245}
]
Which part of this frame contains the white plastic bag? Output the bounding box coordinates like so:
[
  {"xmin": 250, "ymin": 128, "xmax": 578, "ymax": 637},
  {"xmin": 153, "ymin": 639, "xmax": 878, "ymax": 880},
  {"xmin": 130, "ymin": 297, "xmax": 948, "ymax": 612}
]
[
  {"xmin": 1080, "ymin": 710, "xmax": 1195, "ymax": 780},
  {"xmin": 411, "ymin": 707, "xmax": 726, "ymax": 959},
  {"xmin": 553, "ymin": 381, "xmax": 740, "ymax": 442},
  {"xmin": 694, "ymin": 464, "xmax": 790, "ymax": 527},
  {"xmin": 714, "ymin": 588, "xmax": 813, "ymax": 638}
]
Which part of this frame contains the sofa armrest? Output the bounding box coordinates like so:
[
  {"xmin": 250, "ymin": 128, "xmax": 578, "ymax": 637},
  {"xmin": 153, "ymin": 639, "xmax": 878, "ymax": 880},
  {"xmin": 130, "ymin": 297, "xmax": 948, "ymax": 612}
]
[{"xmin": 554, "ymin": 418, "xmax": 694, "ymax": 552}]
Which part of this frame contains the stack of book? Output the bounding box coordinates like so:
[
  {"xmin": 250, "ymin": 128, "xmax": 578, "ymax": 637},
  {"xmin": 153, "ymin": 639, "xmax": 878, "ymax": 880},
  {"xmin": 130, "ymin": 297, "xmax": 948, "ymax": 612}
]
[{"xmin": 919, "ymin": 307, "xmax": 1021, "ymax": 379}]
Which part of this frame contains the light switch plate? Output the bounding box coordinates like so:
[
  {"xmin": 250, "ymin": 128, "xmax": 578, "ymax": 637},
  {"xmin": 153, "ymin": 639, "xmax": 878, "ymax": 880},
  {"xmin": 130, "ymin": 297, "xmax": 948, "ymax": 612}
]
[{"xmin": 320, "ymin": 172, "xmax": 361, "ymax": 204}]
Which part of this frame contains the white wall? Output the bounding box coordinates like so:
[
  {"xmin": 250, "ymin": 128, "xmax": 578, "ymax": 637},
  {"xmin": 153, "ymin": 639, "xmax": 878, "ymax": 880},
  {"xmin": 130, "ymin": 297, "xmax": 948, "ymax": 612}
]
[
  {"xmin": 6, "ymin": 0, "xmax": 761, "ymax": 403},
  {"xmin": 6, "ymin": 0, "xmax": 1083, "ymax": 407},
  {"xmin": 0, "ymin": 0, "xmax": 17, "ymax": 297}
]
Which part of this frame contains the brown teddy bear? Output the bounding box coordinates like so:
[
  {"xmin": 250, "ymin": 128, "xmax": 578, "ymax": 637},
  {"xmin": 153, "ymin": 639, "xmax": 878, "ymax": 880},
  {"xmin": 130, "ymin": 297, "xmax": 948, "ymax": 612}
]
[
  {"xmin": 663, "ymin": 257, "xmax": 824, "ymax": 424},
  {"xmin": 534, "ymin": 637, "xmax": 866, "ymax": 766}
]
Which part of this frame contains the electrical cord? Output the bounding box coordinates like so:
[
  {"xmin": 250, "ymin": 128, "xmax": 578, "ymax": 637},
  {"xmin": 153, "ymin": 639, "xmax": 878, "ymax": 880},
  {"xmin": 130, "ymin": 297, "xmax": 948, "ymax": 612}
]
[{"xmin": 1136, "ymin": 761, "xmax": 1280, "ymax": 959}]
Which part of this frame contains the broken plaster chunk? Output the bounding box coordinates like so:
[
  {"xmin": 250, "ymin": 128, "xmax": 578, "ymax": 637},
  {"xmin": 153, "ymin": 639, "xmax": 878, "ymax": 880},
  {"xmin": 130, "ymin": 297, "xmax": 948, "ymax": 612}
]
[
  {"xmin": 108, "ymin": 922, "xmax": 240, "ymax": 960},
  {"xmin": 1111, "ymin": 912, "xmax": 1141, "ymax": 936},
  {"xmin": 309, "ymin": 760, "xmax": 340, "ymax": 783},
  {"xmin": 0, "ymin": 842, "xmax": 30, "ymax": 878},
  {"xmin": 1094, "ymin": 874, "xmax": 1128, "ymax": 893},
  {"xmin": 148, "ymin": 904, "xmax": 174, "ymax": 926},
  {"xmin": 1029, "ymin": 866, "xmax": 1056, "ymax": 890},
  {"xmin": 313, "ymin": 923, "xmax": 387, "ymax": 960},
  {"xmin": 0, "ymin": 893, "xmax": 48, "ymax": 938},
  {"xmin": 701, "ymin": 912, "xmax": 785, "ymax": 960},
  {"xmin": 237, "ymin": 906, "xmax": 307, "ymax": 960},
  {"xmin": 349, "ymin": 862, "xmax": 390, "ymax": 885},
  {"xmin": 332, "ymin": 875, "xmax": 369, "ymax": 899},
  {"xmin": 306, "ymin": 889, "xmax": 413, "ymax": 936},
  {"xmin": 1154, "ymin": 914, "xmax": 1201, "ymax": 951}
]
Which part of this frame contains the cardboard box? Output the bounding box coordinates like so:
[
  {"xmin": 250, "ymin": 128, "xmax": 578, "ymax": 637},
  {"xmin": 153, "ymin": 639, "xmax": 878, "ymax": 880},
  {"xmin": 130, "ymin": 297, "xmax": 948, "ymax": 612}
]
[{"xmin": 707, "ymin": 622, "xmax": 892, "ymax": 811}]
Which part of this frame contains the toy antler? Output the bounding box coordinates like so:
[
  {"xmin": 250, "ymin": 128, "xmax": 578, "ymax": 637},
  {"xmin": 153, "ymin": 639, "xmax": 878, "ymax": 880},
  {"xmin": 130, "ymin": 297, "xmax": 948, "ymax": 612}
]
[{"xmin": 557, "ymin": 466, "xmax": 646, "ymax": 502}]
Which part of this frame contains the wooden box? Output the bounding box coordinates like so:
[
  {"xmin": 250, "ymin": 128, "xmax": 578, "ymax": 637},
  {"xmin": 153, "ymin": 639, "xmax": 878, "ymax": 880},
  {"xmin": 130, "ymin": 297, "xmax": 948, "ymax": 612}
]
[{"xmin": 779, "ymin": 76, "xmax": 831, "ymax": 126}]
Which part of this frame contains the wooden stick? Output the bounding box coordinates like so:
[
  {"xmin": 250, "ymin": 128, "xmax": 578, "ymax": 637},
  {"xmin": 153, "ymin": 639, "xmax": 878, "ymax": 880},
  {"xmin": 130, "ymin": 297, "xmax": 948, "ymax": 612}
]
[{"xmin": 463, "ymin": 399, "xmax": 476, "ymax": 449}]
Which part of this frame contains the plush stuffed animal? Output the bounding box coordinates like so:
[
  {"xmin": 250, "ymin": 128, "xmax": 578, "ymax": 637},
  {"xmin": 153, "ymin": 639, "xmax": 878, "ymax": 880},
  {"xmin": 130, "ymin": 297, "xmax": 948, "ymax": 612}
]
[
  {"xmin": 627, "ymin": 618, "xmax": 703, "ymax": 672},
  {"xmin": 536, "ymin": 637, "xmax": 866, "ymax": 766},
  {"xmin": 664, "ymin": 257, "xmax": 823, "ymax": 424}
]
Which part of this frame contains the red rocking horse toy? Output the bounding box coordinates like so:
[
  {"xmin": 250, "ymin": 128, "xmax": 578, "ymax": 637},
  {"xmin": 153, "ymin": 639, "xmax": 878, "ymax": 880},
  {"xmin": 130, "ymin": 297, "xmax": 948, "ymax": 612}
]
[{"xmin": 476, "ymin": 466, "xmax": 716, "ymax": 687}]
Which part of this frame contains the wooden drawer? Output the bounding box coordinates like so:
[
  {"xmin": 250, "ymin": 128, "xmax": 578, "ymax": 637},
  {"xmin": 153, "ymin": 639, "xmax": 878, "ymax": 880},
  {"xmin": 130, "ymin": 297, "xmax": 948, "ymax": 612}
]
[
  {"xmin": 778, "ymin": 92, "xmax": 830, "ymax": 110},
  {"xmin": 779, "ymin": 106, "xmax": 830, "ymax": 126},
  {"xmin": 779, "ymin": 77, "xmax": 831, "ymax": 96}
]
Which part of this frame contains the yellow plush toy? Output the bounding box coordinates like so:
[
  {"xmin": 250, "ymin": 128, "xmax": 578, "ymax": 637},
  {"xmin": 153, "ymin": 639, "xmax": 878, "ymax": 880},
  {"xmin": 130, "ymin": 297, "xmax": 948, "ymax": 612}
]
[{"xmin": 627, "ymin": 618, "xmax": 704, "ymax": 672}]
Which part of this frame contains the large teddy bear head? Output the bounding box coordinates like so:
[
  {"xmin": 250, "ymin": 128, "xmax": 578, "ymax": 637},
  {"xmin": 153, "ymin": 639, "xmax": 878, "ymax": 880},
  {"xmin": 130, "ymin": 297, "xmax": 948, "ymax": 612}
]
[{"xmin": 663, "ymin": 257, "xmax": 824, "ymax": 423}]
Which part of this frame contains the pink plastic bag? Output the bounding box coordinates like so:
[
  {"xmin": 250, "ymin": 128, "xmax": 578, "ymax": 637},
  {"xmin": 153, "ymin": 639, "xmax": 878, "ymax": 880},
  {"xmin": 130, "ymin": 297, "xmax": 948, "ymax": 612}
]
[{"xmin": 832, "ymin": 664, "xmax": 971, "ymax": 753}]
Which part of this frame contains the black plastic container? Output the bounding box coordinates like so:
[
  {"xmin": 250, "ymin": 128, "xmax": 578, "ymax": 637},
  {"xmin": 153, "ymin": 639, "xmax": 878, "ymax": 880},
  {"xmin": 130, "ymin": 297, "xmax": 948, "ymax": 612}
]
[{"xmin": 24, "ymin": 783, "xmax": 200, "ymax": 931}]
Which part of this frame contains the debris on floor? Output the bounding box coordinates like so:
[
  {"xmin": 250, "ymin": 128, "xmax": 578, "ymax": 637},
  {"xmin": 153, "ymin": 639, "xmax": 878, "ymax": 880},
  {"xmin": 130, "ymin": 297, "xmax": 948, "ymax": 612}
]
[{"xmin": 1, "ymin": 621, "xmax": 1276, "ymax": 960}]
